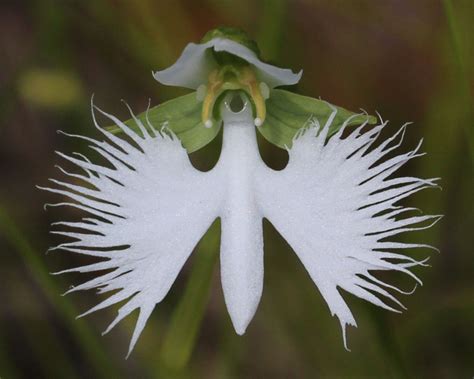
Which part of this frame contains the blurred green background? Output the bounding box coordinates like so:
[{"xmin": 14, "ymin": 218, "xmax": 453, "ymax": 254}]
[{"xmin": 0, "ymin": 0, "xmax": 473, "ymax": 378}]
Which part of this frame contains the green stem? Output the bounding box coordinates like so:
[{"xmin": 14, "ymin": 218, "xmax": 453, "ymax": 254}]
[
  {"xmin": 257, "ymin": 0, "xmax": 287, "ymax": 60},
  {"xmin": 441, "ymin": 0, "xmax": 474, "ymax": 162},
  {"xmin": 158, "ymin": 220, "xmax": 220, "ymax": 376},
  {"xmin": 0, "ymin": 205, "xmax": 119, "ymax": 379},
  {"xmin": 368, "ymin": 309, "xmax": 408, "ymax": 378}
]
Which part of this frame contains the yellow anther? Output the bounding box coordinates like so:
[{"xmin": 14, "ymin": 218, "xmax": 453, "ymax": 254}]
[
  {"xmin": 201, "ymin": 70, "xmax": 223, "ymax": 127},
  {"xmin": 239, "ymin": 67, "xmax": 267, "ymax": 127},
  {"xmin": 199, "ymin": 65, "xmax": 269, "ymax": 128}
]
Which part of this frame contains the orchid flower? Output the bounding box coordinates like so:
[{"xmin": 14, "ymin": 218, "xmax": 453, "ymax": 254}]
[{"xmin": 41, "ymin": 27, "xmax": 440, "ymax": 357}]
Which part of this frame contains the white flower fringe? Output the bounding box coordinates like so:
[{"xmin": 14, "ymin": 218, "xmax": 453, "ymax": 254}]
[{"xmin": 40, "ymin": 98, "xmax": 440, "ymax": 356}]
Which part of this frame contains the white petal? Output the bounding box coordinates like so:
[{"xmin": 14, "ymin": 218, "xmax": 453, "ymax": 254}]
[
  {"xmin": 153, "ymin": 38, "xmax": 302, "ymax": 89},
  {"xmin": 256, "ymin": 111, "xmax": 439, "ymax": 349},
  {"xmin": 153, "ymin": 40, "xmax": 218, "ymax": 89},
  {"xmin": 43, "ymin": 103, "xmax": 222, "ymax": 355}
]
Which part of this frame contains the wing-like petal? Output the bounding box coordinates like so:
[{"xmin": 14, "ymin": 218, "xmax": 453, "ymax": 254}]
[
  {"xmin": 256, "ymin": 111, "xmax": 439, "ymax": 348},
  {"xmin": 42, "ymin": 104, "xmax": 222, "ymax": 356}
]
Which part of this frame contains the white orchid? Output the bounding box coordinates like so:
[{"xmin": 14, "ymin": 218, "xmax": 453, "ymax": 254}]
[{"xmin": 41, "ymin": 28, "xmax": 439, "ymax": 357}]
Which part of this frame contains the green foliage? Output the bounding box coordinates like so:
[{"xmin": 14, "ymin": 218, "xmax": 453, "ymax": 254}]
[
  {"xmin": 0, "ymin": 206, "xmax": 118, "ymax": 378},
  {"xmin": 259, "ymin": 89, "xmax": 377, "ymax": 149},
  {"xmin": 159, "ymin": 221, "xmax": 220, "ymax": 375}
]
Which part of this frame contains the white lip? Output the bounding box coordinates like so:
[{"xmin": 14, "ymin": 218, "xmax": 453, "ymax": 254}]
[
  {"xmin": 153, "ymin": 37, "xmax": 302, "ymax": 90},
  {"xmin": 42, "ymin": 100, "xmax": 438, "ymax": 355}
]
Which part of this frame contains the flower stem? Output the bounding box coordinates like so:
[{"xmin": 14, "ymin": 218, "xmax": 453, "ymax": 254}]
[
  {"xmin": 441, "ymin": 0, "xmax": 474, "ymax": 162},
  {"xmin": 257, "ymin": 0, "xmax": 288, "ymax": 60},
  {"xmin": 0, "ymin": 205, "xmax": 118, "ymax": 379},
  {"xmin": 158, "ymin": 220, "xmax": 220, "ymax": 374}
]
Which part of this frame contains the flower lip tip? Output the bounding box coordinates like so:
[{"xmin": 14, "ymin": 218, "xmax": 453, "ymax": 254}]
[
  {"xmin": 204, "ymin": 119, "xmax": 213, "ymax": 128},
  {"xmin": 235, "ymin": 326, "xmax": 247, "ymax": 336},
  {"xmin": 231, "ymin": 316, "xmax": 250, "ymax": 336},
  {"xmin": 254, "ymin": 117, "xmax": 262, "ymax": 127}
]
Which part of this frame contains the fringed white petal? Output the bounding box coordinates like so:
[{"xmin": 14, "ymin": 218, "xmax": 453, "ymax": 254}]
[
  {"xmin": 153, "ymin": 38, "xmax": 302, "ymax": 89},
  {"xmin": 42, "ymin": 104, "xmax": 222, "ymax": 357},
  {"xmin": 256, "ymin": 111, "xmax": 440, "ymax": 349}
]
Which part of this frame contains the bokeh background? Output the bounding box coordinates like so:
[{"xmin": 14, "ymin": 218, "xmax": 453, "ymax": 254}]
[{"xmin": 1, "ymin": 0, "xmax": 473, "ymax": 378}]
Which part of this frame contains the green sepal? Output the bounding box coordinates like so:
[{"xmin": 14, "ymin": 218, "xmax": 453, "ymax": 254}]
[
  {"xmin": 107, "ymin": 93, "xmax": 221, "ymax": 154},
  {"xmin": 201, "ymin": 27, "xmax": 261, "ymax": 58},
  {"xmin": 258, "ymin": 89, "xmax": 378, "ymax": 149}
]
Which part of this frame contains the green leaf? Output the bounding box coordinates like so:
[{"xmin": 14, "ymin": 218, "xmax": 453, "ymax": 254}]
[
  {"xmin": 107, "ymin": 93, "xmax": 221, "ymax": 153},
  {"xmin": 0, "ymin": 205, "xmax": 118, "ymax": 379},
  {"xmin": 258, "ymin": 89, "xmax": 377, "ymax": 149}
]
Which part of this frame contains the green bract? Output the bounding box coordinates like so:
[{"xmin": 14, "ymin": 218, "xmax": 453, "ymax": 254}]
[{"xmin": 108, "ymin": 28, "xmax": 377, "ymax": 152}]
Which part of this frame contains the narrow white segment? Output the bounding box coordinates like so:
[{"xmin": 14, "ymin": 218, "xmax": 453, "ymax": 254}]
[
  {"xmin": 217, "ymin": 99, "xmax": 264, "ymax": 335},
  {"xmin": 42, "ymin": 96, "xmax": 439, "ymax": 355}
]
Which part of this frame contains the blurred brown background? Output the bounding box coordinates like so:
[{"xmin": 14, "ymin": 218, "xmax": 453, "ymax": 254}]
[{"xmin": 0, "ymin": 0, "xmax": 473, "ymax": 378}]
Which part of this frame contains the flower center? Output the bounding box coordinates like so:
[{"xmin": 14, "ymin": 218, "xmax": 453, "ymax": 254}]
[{"xmin": 197, "ymin": 64, "xmax": 269, "ymax": 128}]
